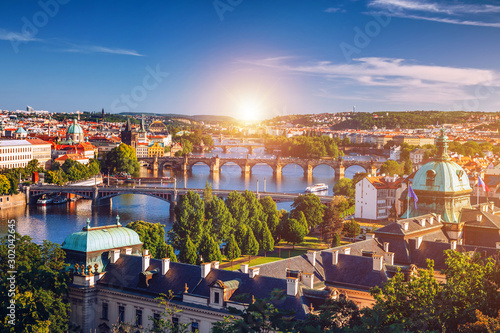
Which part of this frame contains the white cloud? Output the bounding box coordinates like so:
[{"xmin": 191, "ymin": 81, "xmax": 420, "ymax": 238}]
[
  {"xmin": 368, "ymin": 0, "xmax": 500, "ymax": 28},
  {"xmin": 324, "ymin": 7, "xmax": 345, "ymax": 13},
  {"xmin": 61, "ymin": 44, "xmax": 144, "ymax": 56},
  {"xmin": 241, "ymin": 57, "xmax": 499, "ymax": 106},
  {"xmin": 0, "ymin": 29, "xmax": 39, "ymax": 42}
]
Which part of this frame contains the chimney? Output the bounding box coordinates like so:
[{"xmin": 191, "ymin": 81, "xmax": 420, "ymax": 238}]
[
  {"xmin": 450, "ymin": 240, "xmax": 457, "ymax": 250},
  {"xmin": 489, "ymin": 202, "xmax": 495, "ymax": 211},
  {"xmin": 477, "ymin": 214, "xmax": 483, "ymax": 222},
  {"xmin": 402, "ymin": 222, "xmax": 409, "ymax": 231},
  {"xmin": 415, "ymin": 236, "xmax": 423, "ymax": 249},
  {"xmin": 366, "ymin": 233, "xmax": 375, "ymax": 240},
  {"xmin": 249, "ymin": 267, "xmax": 260, "ymax": 279},
  {"xmin": 384, "ymin": 252, "xmax": 394, "ymax": 265},
  {"xmin": 429, "ymin": 216, "xmax": 434, "ymax": 225},
  {"xmin": 373, "ymin": 255, "xmax": 384, "ymax": 271},
  {"xmin": 110, "ymin": 249, "xmax": 120, "ymax": 264},
  {"xmin": 496, "ymin": 242, "xmax": 500, "ymax": 250},
  {"xmin": 302, "ymin": 272, "xmax": 314, "ymax": 289},
  {"xmin": 332, "ymin": 250, "xmax": 339, "ymax": 265},
  {"xmin": 142, "ymin": 249, "xmax": 151, "ymax": 272},
  {"xmin": 201, "ymin": 262, "xmax": 211, "ymax": 278},
  {"xmin": 341, "ymin": 247, "xmax": 351, "ymax": 255},
  {"xmin": 306, "ymin": 250, "xmax": 316, "ymax": 267},
  {"xmin": 419, "ymin": 218, "xmax": 426, "ymax": 227},
  {"xmin": 241, "ymin": 264, "xmax": 249, "ymax": 274},
  {"xmin": 481, "ymin": 203, "xmax": 488, "ymax": 212},
  {"xmin": 383, "ymin": 242, "xmax": 390, "ymax": 252},
  {"xmin": 286, "ymin": 277, "xmax": 298, "ymax": 296},
  {"xmin": 437, "ymin": 215, "xmax": 442, "ymax": 223},
  {"xmin": 211, "ymin": 261, "xmax": 220, "ymax": 269},
  {"xmin": 162, "ymin": 258, "xmax": 170, "ymax": 275},
  {"xmin": 124, "ymin": 247, "xmax": 132, "ymax": 255}
]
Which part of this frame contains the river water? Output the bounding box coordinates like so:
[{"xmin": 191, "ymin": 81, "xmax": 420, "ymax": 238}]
[{"xmin": 0, "ymin": 145, "xmax": 382, "ymax": 245}]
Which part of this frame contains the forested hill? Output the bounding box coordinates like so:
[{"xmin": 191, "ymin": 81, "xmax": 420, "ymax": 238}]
[{"xmin": 332, "ymin": 111, "xmax": 496, "ymax": 130}]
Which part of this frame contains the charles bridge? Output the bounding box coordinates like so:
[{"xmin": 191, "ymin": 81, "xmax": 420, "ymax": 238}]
[{"xmin": 138, "ymin": 156, "xmax": 383, "ymax": 180}]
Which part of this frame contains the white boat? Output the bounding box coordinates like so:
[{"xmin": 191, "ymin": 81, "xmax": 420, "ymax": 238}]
[
  {"xmin": 305, "ymin": 183, "xmax": 329, "ymax": 193},
  {"xmin": 52, "ymin": 196, "xmax": 68, "ymax": 205},
  {"xmin": 37, "ymin": 197, "xmax": 53, "ymax": 206}
]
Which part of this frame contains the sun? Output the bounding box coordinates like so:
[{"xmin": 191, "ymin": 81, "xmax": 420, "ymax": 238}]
[{"xmin": 238, "ymin": 99, "xmax": 262, "ymax": 122}]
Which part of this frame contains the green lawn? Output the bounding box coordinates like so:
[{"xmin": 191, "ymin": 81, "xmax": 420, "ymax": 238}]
[{"xmin": 222, "ymin": 256, "xmax": 282, "ymax": 271}]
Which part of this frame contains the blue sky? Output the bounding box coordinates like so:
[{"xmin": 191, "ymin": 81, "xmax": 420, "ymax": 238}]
[{"xmin": 1, "ymin": 0, "xmax": 500, "ymax": 119}]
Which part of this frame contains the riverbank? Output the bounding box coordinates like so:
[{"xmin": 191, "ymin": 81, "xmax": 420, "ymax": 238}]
[{"xmin": 0, "ymin": 193, "xmax": 26, "ymax": 210}]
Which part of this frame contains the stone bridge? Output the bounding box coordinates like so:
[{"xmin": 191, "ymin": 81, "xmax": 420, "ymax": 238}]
[
  {"xmin": 138, "ymin": 156, "xmax": 383, "ymax": 180},
  {"xmin": 25, "ymin": 185, "xmax": 334, "ymax": 208}
]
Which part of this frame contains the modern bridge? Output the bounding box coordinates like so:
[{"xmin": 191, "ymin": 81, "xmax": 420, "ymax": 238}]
[{"xmin": 25, "ymin": 184, "xmax": 335, "ymax": 207}]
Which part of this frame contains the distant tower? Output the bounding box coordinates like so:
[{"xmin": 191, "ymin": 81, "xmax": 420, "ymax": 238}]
[
  {"xmin": 101, "ymin": 108, "xmax": 105, "ymax": 119},
  {"xmin": 353, "ymin": 106, "xmax": 356, "ymax": 113},
  {"xmin": 121, "ymin": 117, "xmax": 136, "ymax": 147}
]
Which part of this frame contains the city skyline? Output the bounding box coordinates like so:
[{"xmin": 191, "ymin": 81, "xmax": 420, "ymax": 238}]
[{"xmin": 1, "ymin": 0, "xmax": 500, "ymax": 119}]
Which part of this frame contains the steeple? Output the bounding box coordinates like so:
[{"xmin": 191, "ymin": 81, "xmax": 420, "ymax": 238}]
[
  {"xmin": 125, "ymin": 118, "xmax": 132, "ymax": 132},
  {"xmin": 435, "ymin": 127, "xmax": 450, "ymax": 161},
  {"xmin": 140, "ymin": 114, "xmax": 146, "ymax": 132}
]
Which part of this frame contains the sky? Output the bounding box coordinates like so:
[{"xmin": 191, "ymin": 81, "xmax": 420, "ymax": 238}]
[{"xmin": 1, "ymin": 0, "xmax": 500, "ymax": 119}]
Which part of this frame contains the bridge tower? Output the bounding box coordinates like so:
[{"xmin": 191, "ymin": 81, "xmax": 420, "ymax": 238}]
[
  {"xmin": 334, "ymin": 163, "xmax": 345, "ymax": 181},
  {"xmin": 153, "ymin": 155, "xmax": 159, "ymax": 171},
  {"xmin": 274, "ymin": 157, "xmax": 283, "ymax": 177},
  {"xmin": 370, "ymin": 162, "xmax": 378, "ymax": 176},
  {"xmin": 210, "ymin": 156, "xmax": 220, "ymax": 173},
  {"xmin": 305, "ymin": 163, "xmax": 314, "ymax": 178}
]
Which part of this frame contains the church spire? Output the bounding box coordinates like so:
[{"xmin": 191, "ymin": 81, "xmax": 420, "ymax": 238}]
[{"xmin": 435, "ymin": 127, "xmax": 450, "ymax": 161}]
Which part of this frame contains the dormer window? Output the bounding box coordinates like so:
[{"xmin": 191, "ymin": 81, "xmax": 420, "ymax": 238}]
[
  {"xmin": 214, "ymin": 291, "xmax": 220, "ymax": 304},
  {"xmin": 426, "ymin": 170, "xmax": 436, "ymax": 186}
]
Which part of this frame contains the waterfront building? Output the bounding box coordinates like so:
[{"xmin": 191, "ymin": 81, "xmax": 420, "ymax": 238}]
[
  {"xmin": 0, "ymin": 139, "xmax": 33, "ymax": 169},
  {"xmin": 135, "ymin": 142, "xmax": 149, "ymax": 158},
  {"xmin": 26, "ymin": 138, "xmax": 52, "ymax": 169},
  {"xmin": 148, "ymin": 142, "xmax": 164, "ymax": 157},
  {"xmin": 355, "ymin": 175, "xmax": 406, "ymax": 221}
]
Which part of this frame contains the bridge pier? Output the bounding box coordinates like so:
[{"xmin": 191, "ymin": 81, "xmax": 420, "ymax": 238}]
[
  {"xmin": 305, "ymin": 164, "xmax": 314, "ymax": 178},
  {"xmin": 248, "ymin": 146, "xmax": 254, "ymax": 155},
  {"xmin": 370, "ymin": 163, "xmax": 378, "ymax": 176},
  {"xmin": 210, "ymin": 157, "xmax": 220, "ymax": 173},
  {"xmin": 242, "ymin": 163, "xmax": 251, "ymax": 174},
  {"xmin": 223, "ymin": 146, "xmax": 228, "ymax": 153},
  {"xmin": 24, "ymin": 186, "xmax": 30, "ymax": 205},
  {"xmin": 334, "ymin": 164, "xmax": 345, "ymax": 181}
]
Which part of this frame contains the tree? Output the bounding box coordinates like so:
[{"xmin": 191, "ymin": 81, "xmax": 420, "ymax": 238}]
[
  {"xmin": 203, "ymin": 181, "xmax": 213, "ymax": 204},
  {"xmin": 333, "ymin": 178, "xmax": 355, "ymax": 197},
  {"xmin": 322, "ymin": 196, "xmax": 348, "ymax": 245},
  {"xmin": 164, "ymin": 244, "xmax": 178, "ymax": 262},
  {"xmin": 169, "ymin": 191, "xmax": 205, "ymax": 248},
  {"xmin": 380, "ymin": 160, "xmax": 403, "ymax": 176},
  {"xmin": 283, "ymin": 218, "xmax": 306, "ymax": 248},
  {"xmin": 126, "ymin": 221, "xmax": 166, "ymax": 259},
  {"xmin": 242, "ymin": 228, "xmax": 259, "ymax": 256},
  {"xmin": 205, "ymin": 196, "xmax": 235, "ymax": 243},
  {"xmin": 291, "ymin": 194, "xmax": 324, "ymax": 228},
  {"xmin": 102, "ymin": 143, "xmax": 140, "ymax": 175},
  {"xmin": 225, "ymin": 234, "xmax": 241, "ymax": 261},
  {"xmin": 343, "ymin": 219, "xmax": 361, "ymax": 240},
  {"xmin": 331, "ymin": 233, "xmax": 341, "ymax": 247},
  {"xmin": 178, "ymin": 235, "xmax": 197, "ymax": 265},
  {"xmin": 225, "ymin": 191, "xmax": 249, "ymax": 227},
  {"xmin": 261, "ymin": 223, "xmax": 274, "ymax": 254},
  {"xmin": 0, "ymin": 174, "xmax": 11, "ymax": 195},
  {"xmin": 199, "ymin": 232, "xmax": 222, "ymax": 263},
  {"xmin": 259, "ymin": 197, "xmax": 280, "ymax": 240},
  {"xmin": 0, "ymin": 234, "xmax": 70, "ymax": 332}
]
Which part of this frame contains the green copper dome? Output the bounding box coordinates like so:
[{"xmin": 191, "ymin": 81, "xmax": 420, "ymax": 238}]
[
  {"xmin": 67, "ymin": 119, "xmax": 84, "ymax": 135},
  {"xmin": 62, "ymin": 219, "xmax": 142, "ymax": 253},
  {"xmin": 14, "ymin": 127, "xmax": 27, "ymax": 134}
]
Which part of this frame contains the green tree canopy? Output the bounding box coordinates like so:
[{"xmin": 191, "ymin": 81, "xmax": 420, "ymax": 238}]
[
  {"xmin": 333, "ymin": 178, "xmax": 355, "ymax": 198},
  {"xmin": 165, "ymin": 244, "xmax": 178, "ymax": 262},
  {"xmin": 291, "ymin": 194, "xmax": 325, "ymax": 228},
  {"xmin": 0, "ymin": 234, "xmax": 70, "ymax": 332},
  {"xmin": 380, "ymin": 160, "xmax": 403, "ymax": 176},
  {"xmin": 283, "ymin": 218, "xmax": 306, "ymax": 248},
  {"xmin": 225, "ymin": 234, "xmax": 241, "ymax": 261},
  {"xmin": 102, "ymin": 143, "xmax": 140, "ymax": 175},
  {"xmin": 178, "ymin": 235, "xmax": 197, "ymax": 265},
  {"xmin": 169, "ymin": 191, "xmax": 205, "ymax": 248},
  {"xmin": 205, "ymin": 196, "xmax": 235, "ymax": 243},
  {"xmin": 343, "ymin": 219, "xmax": 361, "ymax": 240},
  {"xmin": 126, "ymin": 220, "xmax": 166, "ymax": 259}
]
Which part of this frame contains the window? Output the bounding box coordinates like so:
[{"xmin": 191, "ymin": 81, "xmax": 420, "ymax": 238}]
[
  {"xmin": 191, "ymin": 322, "xmax": 199, "ymax": 332},
  {"xmin": 135, "ymin": 309, "xmax": 142, "ymax": 327},
  {"xmin": 101, "ymin": 303, "xmax": 108, "ymax": 320},
  {"xmin": 152, "ymin": 313, "xmax": 161, "ymax": 332},
  {"xmin": 172, "ymin": 317, "xmax": 179, "ymax": 333},
  {"xmin": 118, "ymin": 306, "xmax": 125, "ymax": 323},
  {"xmin": 214, "ymin": 291, "xmax": 220, "ymax": 304}
]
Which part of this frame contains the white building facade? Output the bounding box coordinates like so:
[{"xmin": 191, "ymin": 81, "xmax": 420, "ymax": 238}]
[{"xmin": 0, "ymin": 140, "xmax": 33, "ymax": 169}]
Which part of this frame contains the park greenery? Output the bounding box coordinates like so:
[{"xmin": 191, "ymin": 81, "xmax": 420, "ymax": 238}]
[
  {"xmin": 172, "ymin": 128, "xmax": 214, "ymax": 156},
  {"xmin": 126, "ymin": 221, "xmax": 177, "ymax": 262},
  {"xmin": 264, "ymin": 135, "xmax": 344, "ymax": 159},
  {"xmin": 0, "ymin": 159, "xmax": 44, "ymax": 195},
  {"xmin": 0, "ymin": 233, "xmax": 71, "ymax": 332},
  {"xmin": 45, "ymin": 159, "xmax": 100, "ymax": 185},
  {"xmin": 332, "ymin": 111, "xmax": 483, "ymax": 130}
]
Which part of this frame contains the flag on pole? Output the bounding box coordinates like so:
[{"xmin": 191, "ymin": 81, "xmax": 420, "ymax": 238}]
[
  {"xmin": 478, "ymin": 176, "xmax": 490, "ymax": 192},
  {"xmin": 408, "ymin": 185, "xmax": 418, "ymax": 209}
]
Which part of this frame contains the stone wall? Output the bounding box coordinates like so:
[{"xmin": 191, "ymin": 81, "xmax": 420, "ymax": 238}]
[{"xmin": 0, "ymin": 193, "xmax": 26, "ymax": 210}]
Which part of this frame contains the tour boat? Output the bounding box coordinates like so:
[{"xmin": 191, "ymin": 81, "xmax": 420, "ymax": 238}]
[
  {"xmin": 37, "ymin": 197, "xmax": 53, "ymax": 206},
  {"xmin": 52, "ymin": 196, "xmax": 68, "ymax": 205},
  {"xmin": 305, "ymin": 183, "xmax": 329, "ymax": 193}
]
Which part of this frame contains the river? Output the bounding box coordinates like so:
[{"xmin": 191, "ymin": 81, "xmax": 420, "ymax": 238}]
[{"xmin": 0, "ymin": 145, "xmax": 383, "ymax": 245}]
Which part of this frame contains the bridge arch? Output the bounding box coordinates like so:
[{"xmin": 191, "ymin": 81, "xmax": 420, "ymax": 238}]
[
  {"xmin": 98, "ymin": 191, "xmax": 173, "ymax": 204},
  {"xmin": 250, "ymin": 162, "xmax": 274, "ymax": 174},
  {"xmin": 344, "ymin": 165, "xmax": 368, "ymax": 178},
  {"xmin": 30, "ymin": 189, "xmax": 94, "ymax": 200},
  {"xmin": 312, "ymin": 164, "xmax": 336, "ymax": 177},
  {"xmin": 281, "ymin": 163, "xmax": 306, "ymax": 174},
  {"xmin": 219, "ymin": 161, "xmax": 243, "ymax": 172}
]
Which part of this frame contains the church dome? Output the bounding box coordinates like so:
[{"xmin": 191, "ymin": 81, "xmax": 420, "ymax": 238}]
[
  {"xmin": 67, "ymin": 119, "xmax": 84, "ymax": 135},
  {"xmin": 62, "ymin": 219, "xmax": 142, "ymax": 253},
  {"xmin": 14, "ymin": 127, "xmax": 27, "ymax": 134},
  {"xmin": 412, "ymin": 130, "xmax": 471, "ymax": 194}
]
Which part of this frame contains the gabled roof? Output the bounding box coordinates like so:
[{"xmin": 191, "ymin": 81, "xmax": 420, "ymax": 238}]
[{"xmin": 375, "ymin": 214, "xmax": 444, "ymax": 236}]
